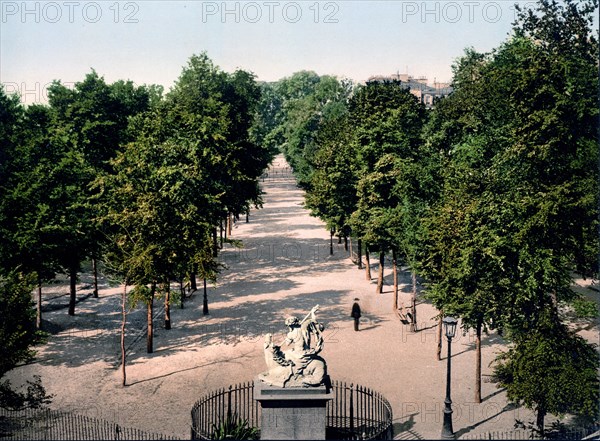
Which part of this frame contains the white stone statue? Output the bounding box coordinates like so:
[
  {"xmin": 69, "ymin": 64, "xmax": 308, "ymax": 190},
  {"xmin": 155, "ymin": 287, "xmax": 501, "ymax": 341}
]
[{"xmin": 258, "ymin": 305, "xmax": 327, "ymax": 388}]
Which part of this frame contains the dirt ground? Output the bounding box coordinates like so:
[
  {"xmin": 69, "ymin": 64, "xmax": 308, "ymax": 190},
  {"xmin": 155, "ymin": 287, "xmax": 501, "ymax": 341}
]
[{"xmin": 7, "ymin": 155, "xmax": 599, "ymax": 439}]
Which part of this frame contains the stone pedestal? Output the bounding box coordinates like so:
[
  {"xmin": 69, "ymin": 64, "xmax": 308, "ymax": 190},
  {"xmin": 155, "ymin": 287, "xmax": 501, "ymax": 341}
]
[{"xmin": 254, "ymin": 378, "xmax": 332, "ymax": 440}]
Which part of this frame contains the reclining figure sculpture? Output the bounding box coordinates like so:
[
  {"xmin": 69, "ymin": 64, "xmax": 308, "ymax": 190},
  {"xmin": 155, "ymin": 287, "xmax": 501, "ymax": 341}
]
[{"xmin": 258, "ymin": 305, "xmax": 328, "ymax": 388}]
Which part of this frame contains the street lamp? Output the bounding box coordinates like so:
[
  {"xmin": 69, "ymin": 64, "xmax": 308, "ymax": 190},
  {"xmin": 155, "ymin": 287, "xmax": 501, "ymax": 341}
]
[{"xmin": 442, "ymin": 316, "xmax": 458, "ymax": 440}]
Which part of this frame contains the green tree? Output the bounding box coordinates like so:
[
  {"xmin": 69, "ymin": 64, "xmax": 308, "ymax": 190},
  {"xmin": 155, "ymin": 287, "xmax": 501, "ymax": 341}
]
[
  {"xmin": 2, "ymin": 101, "xmax": 94, "ymax": 318},
  {"xmin": 264, "ymin": 71, "xmax": 352, "ymax": 188},
  {"xmin": 47, "ymin": 73, "xmax": 152, "ymax": 307},
  {"xmin": 494, "ymin": 307, "xmax": 599, "ymax": 433},
  {"xmin": 97, "ymin": 133, "xmax": 219, "ymax": 353},
  {"xmin": 0, "ymin": 271, "xmax": 51, "ymax": 410},
  {"xmin": 347, "ymin": 81, "xmax": 427, "ymax": 296},
  {"xmin": 0, "ymin": 91, "xmax": 78, "ymax": 328},
  {"xmin": 305, "ymin": 112, "xmax": 357, "ymax": 247},
  {"xmin": 421, "ymin": 0, "xmax": 599, "ymax": 406},
  {"xmin": 98, "ymin": 54, "xmax": 266, "ymax": 354},
  {"xmin": 165, "ymin": 53, "xmax": 270, "ymax": 239}
]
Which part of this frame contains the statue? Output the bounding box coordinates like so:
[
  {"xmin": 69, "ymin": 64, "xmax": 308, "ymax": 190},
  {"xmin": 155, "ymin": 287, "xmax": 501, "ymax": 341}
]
[{"xmin": 258, "ymin": 305, "xmax": 328, "ymax": 388}]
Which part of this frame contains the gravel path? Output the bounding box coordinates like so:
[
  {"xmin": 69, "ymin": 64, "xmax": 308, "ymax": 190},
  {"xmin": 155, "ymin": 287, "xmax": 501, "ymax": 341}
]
[{"xmin": 8, "ymin": 154, "xmax": 598, "ymax": 439}]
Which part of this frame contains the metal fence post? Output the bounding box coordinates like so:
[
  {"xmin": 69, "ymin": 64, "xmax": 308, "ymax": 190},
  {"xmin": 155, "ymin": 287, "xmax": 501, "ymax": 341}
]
[
  {"xmin": 227, "ymin": 385, "xmax": 233, "ymax": 422},
  {"xmin": 350, "ymin": 383, "xmax": 355, "ymax": 436}
]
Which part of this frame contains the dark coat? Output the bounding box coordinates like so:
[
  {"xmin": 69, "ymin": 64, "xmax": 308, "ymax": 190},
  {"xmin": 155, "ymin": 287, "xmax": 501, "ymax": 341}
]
[{"xmin": 351, "ymin": 302, "xmax": 361, "ymax": 319}]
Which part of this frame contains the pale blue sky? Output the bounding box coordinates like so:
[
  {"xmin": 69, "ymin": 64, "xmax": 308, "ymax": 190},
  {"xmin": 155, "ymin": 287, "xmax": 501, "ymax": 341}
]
[{"xmin": 1, "ymin": 1, "xmax": 596, "ymax": 104}]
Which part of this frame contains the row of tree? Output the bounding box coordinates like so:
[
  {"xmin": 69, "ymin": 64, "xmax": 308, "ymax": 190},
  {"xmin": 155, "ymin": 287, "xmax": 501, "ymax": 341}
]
[
  {"xmin": 0, "ymin": 53, "xmax": 274, "ymax": 401},
  {"xmin": 273, "ymin": 0, "xmax": 599, "ymax": 433}
]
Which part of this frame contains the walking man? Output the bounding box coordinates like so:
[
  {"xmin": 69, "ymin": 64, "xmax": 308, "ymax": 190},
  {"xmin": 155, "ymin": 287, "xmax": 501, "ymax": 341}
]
[{"xmin": 351, "ymin": 298, "xmax": 361, "ymax": 332}]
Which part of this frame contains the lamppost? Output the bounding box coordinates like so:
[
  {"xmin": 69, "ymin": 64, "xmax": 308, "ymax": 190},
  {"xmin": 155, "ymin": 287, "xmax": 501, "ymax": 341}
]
[{"xmin": 442, "ymin": 316, "xmax": 458, "ymax": 440}]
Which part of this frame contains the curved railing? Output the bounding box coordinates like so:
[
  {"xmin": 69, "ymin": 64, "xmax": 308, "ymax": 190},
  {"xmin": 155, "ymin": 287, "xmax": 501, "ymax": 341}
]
[
  {"xmin": 327, "ymin": 381, "xmax": 393, "ymax": 440},
  {"xmin": 190, "ymin": 380, "xmax": 393, "ymax": 440}
]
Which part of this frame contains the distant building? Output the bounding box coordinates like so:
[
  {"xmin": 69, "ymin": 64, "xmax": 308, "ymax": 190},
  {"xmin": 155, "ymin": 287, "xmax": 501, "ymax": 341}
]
[{"xmin": 366, "ymin": 73, "xmax": 453, "ymax": 108}]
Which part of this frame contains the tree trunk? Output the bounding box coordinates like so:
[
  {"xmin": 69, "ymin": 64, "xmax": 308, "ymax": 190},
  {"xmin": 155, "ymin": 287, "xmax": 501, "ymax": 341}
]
[
  {"xmin": 376, "ymin": 251, "xmax": 385, "ymax": 294},
  {"xmin": 437, "ymin": 313, "xmax": 443, "ymax": 361},
  {"xmin": 36, "ymin": 282, "xmax": 42, "ymax": 330},
  {"xmin": 92, "ymin": 258, "xmax": 99, "ymax": 298},
  {"xmin": 344, "ymin": 235, "xmax": 348, "ymax": 252},
  {"xmin": 68, "ymin": 262, "xmax": 77, "ymax": 316},
  {"xmin": 338, "ymin": 235, "xmax": 342, "ymax": 244},
  {"xmin": 228, "ymin": 212, "xmax": 233, "ymax": 236},
  {"xmin": 365, "ymin": 248, "xmax": 371, "ymax": 280},
  {"xmin": 329, "ymin": 230, "xmax": 334, "ymax": 255},
  {"xmin": 536, "ymin": 408, "xmax": 546, "ymax": 436},
  {"xmin": 213, "ymin": 227, "xmax": 219, "ymax": 256},
  {"xmin": 147, "ymin": 283, "xmax": 155, "ymax": 353},
  {"xmin": 220, "ymin": 219, "xmax": 224, "ymax": 247},
  {"xmin": 410, "ymin": 271, "xmax": 417, "ymax": 332},
  {"xmin": 224, "ymin": 216, "xmax": 228, "ymax": 240},
  {"xmin": 246, "ymin": 210, "xmax": 249, "ymax": 223},
  {"xmin": 357, "ymin": 239, "xmax": 363, "ymax": 270},
  {"xmin": 121, "ymin": 283, "xmax": 127, "ymax": 387},
  {"xmin": 164, "ymin": 282, "xmax": 171, "ymax": 330},
  {"xmin": 475, "ymin": 320, "xmax": 482, "ymax": 403},
  {"xmin": 203, "ymin": 278, "xmax": 209, "ymax": 315},
  {"xmin": 190, "ymin": 269, "xmax": 197, "ymax": 291},
  {"xmin": 392, "ymin": 250, "xmax": 398, "ymax": 311},
  {"xmin": 348, "ymin": 236, "xmax": 353, "ymax": 260},
  {"xmin": 550, "ymin": 291, "xmax": 558, "ymax": 306},
  {"xmin": 179, "ymin": 280, "xmax": 184, "ymax": 309}
]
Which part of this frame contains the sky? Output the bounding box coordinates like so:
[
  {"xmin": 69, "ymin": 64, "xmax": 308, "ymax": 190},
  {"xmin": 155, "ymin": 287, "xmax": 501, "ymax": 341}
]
[{"xmin": 1, "ymin": 0, "xmax": 597, "ymax": 105}]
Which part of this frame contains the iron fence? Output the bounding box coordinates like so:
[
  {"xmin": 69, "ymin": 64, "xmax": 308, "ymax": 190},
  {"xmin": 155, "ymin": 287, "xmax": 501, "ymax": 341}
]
[
  {"xmin": 326, "ymin": 380, "xmax": 393, "ymax": 440},
  {"xmin": 190, "ymin": 379, "xmax": 393, "ymax": 440},
  {"xmin": 459, "ymin": 425, "xmax": 600, "ymax": 440},
  {"xmin": 190, "ymin": 381, "xmax": 259, "ymax": 440},
  {"xmin": 0, "ymin": 407, "xmax": 179, "ymax": 440}
]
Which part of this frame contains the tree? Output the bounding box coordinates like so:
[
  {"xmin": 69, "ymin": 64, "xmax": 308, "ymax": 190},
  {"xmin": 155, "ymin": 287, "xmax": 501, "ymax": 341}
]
[
  {"xmin": 0, "ymin": 271, "xmax": 51, "ymax": 409},
  {"xmin": 47, "ymin": 73, "xmax": 152, "ymax": 309},
  {"xmin": 262, "ymin": 71, "xmax": 352, "ymax": 188},
  {"xmin": 305, "ymin": 112, "xmax": 358, "ymax": 249},
  {"xmin": 347, "ymin": 81, "xmax": 427, "ymax": 297},
  {"xmin": 494, "ymin": 307, "xmax": 599, "ymax": 434},
  {"xmin": 421, "ymin": 0, "xmax": 599, "ymax": 405},
  {"xmin": 98, "ymin": 54, "xmax": 266, "ymax": 353},
  {"xmin": 0, "ymin": 89, "xmax": 54, "ymax": 328},
  {"xmin": 1, "ymin": 101, "xmax": 94, "ymax": 318},
  {"xmin": 166, "ymin": 54, "xmax": 270, "ymax": 239},
  {"xmin": 97, "ymin": 133, "xmax": 218, "ymax": 352}
]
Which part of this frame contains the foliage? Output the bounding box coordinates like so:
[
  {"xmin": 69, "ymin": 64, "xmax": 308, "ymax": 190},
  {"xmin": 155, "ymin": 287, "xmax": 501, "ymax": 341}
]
[
  {"xmin": 0, "ymin": 73, "xmax": 154, "ymax": 317},
  {"xmin": 422, "ymin": 0, "xmax": 599, "ymax": 333},
  {"xmin": 0, "ymin": 90, "xmax": 58, "ymax": 281},
  {"xmin": 349, "ymin": 80, "xmax": 426, "ymax": 171},
  {"xmin": 211, "ymin": 414, "xmax": 259, "ymax": 440},
  {"xmin": 96, "ymin": 53, "xmax": 270, "ymax": 335},
  {"xmin": 569, "ymin": 296, "xmax": 599, "ymax": 319},
  {"xmin": 494, "ymin": 307, "xmax": 600, "ymax": 430},
  {"xmin": 347, "ymin": 81, "xmax": 428, "ymax": 262},
  {"xmin": 165, "ymin": 53, "xmax": 270, "ymax": 218},
  {"xmin": 260, "ymin": 71, "xmax": 352, "ymax": 188},
  {"xmin": 0, "ymin": 271, "xmax": 42, "ymax": 377},
  {"xmin": 0, "ymin": 272, "xmax": 51, "ymax": 410},
  {"xmin": 97, "ymin": 134, "xmax": 216, "ymax": 292},
  {"xmin": 304, "ymin": 112, "xmax": 357, "ymax": 236},
  {"xmin": 0, "ymin": 376, "xmax": 53, "ymax": 411}
]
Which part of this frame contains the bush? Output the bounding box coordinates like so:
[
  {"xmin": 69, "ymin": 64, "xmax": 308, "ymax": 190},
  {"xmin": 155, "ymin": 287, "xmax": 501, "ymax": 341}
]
[{"xmin": 211, "ymin": 414, "xmax": 259, "ymax": 440}]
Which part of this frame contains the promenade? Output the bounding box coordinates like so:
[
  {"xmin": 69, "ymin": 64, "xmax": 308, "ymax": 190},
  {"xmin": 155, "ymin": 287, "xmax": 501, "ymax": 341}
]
[{"xmin": 10, "ymin": 154, "xmax": 565, "ymax": 439}]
